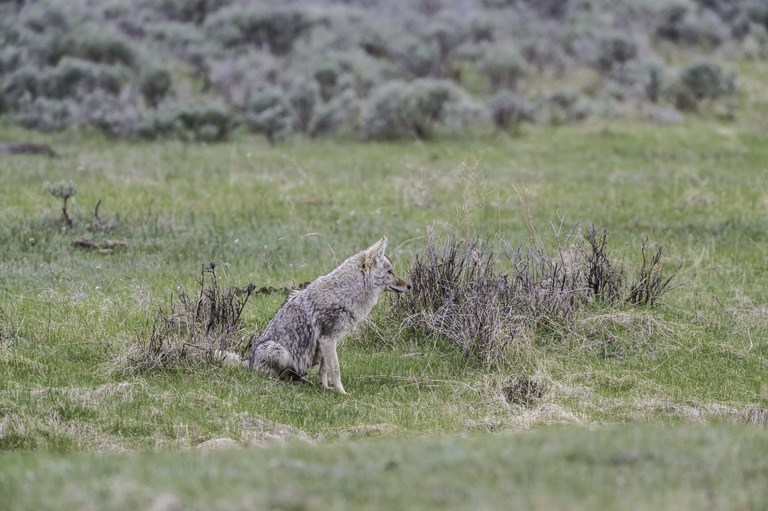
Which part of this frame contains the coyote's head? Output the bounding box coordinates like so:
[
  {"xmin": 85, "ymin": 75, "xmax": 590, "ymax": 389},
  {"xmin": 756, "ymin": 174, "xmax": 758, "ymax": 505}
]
[{"xmin": 363, "ymin": 237, "xmax": 411, "ymax": 293}]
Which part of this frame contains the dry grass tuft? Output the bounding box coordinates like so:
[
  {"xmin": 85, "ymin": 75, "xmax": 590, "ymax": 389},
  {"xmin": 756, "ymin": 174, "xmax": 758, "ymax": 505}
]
[
  {"xmin": 744, "ymin": 405, "xmax": 768, "ymax": 426},
  {"xmin": 106, "ymin": 263, "xmax": 255, "ymax": 375},
  {"xmin": 391, "ymin": 226, "xmax": 682, "ymax": 367},
  {"xmin": 502, "ymin": 377, "xmax": 548, "ymax": 406}
]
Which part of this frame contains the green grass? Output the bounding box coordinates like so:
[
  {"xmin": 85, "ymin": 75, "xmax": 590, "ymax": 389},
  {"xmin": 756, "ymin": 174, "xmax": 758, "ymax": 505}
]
[
  {"xmin": 2, "ymin": 62, "xmax": 768, "ymax": 506},
  {"xmin": 1, "ymin": 424, "xmax": 767, "ymax": 510}
]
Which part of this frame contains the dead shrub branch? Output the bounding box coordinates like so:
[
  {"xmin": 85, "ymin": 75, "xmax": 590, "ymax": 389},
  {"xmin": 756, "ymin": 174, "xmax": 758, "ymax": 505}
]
[{"xmin": 391, "ymin": 224, "xmax": 682, "ymax": 368}]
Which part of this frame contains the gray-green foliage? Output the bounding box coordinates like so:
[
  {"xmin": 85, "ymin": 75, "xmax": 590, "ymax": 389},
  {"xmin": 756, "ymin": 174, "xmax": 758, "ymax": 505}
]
[
  {"xmin": 138, "ymin": 103, "xmax": 234, "ymax": 141},
  {"xmin": 477, "ymin": 44, "xmax": 528, "ymax": 92},
  {"xmin": 0, "ymin": 0, "xmax": 763, "ymax": 137},
  {"xmin": 288, "ymin": 78, "xmax": 321, "ymax": 133},
  {"xmin": 487, "ymin": 90, "xmax": 536, "ymax": 130},
  {"xmin": 361, "ymin": 79, "xmax": 463, "ymax": 140},
  {"xmin": 40, "ymin": 58, "xmax": 125, "ymax": 99},
  {"xmin": 594, "ymin": 34, "xmax": 638, "ymax": 73},
  {"xmin": 668, "ymin": 58, "xmax": 737, "ymax": 111},
  {"xmin": 679, "ymin": 58, "xmax": 736, "ymax": 100},
  {"xmin": 204, "ymin": 5, "xmax": 321, "ymax": 55},
  {"xmin": 13, "ymin": 97, "xmax": 74, "ymax": 132},
  {"xmin": 43, "ymin": 180, "xmax": 77, "ymax": 201},
  {"xmin": 243, "ymin": 88, "xmax": 293, "ymax": 144},
  {"xmin": 612, "ymin": 58, "xmax": 666, "ymax": 102},
  {"xmin": 140, "ymin": 68, "xmax": 173, "ymax": 108},
  {"xmin": 539, "ymin": 90, "xmax": 593, "ymax": 125},
  {"xmin": 43, "ymin": 179, "xmax": 77, "ymax": 227},
  {"xmin": 308, "ymin": 88, "xmax": 360, "ymax": 138},
  {"xmin": 49, "ymin": 25, "xmax": 134, "ymax": 66}
]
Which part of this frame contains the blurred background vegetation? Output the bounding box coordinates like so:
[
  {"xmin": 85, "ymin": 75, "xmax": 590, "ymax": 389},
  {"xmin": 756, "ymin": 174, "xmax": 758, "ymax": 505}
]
[{"xmin": 1, "ymin": 0, "xmax": 763, "ymax": 143}]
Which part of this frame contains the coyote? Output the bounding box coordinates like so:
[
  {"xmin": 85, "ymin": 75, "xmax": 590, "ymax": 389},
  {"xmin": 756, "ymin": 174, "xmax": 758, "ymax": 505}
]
[{"xmin": 248, "ymin": 236, "xmax": 410, "ymax": 394}]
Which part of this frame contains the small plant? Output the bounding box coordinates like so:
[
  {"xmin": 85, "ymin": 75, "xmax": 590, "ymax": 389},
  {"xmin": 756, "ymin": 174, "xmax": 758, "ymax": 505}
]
[
  {"xmin": 43, "ymin": 179, "xmax": 77, "ymax": 228},
  {"xmin": 627, "ymin": 239, "xmax": 683, "ymax": 307},
  {"xmin": 584, "ymin": 225, "xmax": 623, "ymax": 303}
]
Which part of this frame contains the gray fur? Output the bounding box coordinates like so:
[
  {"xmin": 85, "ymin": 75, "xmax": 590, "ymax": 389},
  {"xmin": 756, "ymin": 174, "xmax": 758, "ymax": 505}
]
[{"xmin": 249, "ymin": 236, "xmax": 409, "ymax": 394}]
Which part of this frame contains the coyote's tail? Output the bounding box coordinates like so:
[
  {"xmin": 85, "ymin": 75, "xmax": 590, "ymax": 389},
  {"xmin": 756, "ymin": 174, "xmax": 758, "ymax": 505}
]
[{"xmin": 214, "ymin": 349, "xmax": 249, "ymax": 367}]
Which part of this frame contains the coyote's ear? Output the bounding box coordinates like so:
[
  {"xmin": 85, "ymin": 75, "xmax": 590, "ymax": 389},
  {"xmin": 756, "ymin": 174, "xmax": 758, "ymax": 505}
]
[
  {"xmin": 363, "ymin": 236, "xmax": 387, "ymax": 269},
  {"xmin": 371, "ymin": 236, "xmax": 387, "ymax": 258}
]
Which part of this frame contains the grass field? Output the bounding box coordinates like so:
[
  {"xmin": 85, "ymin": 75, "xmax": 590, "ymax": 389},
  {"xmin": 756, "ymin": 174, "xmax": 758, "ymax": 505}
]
[
  {"xmin": 2, "ymin": 72, "xmax": 768, "ymax": 507},
  {"xmin": 2, "ymin": 424, "xmax": 767, "ymax": 511}
]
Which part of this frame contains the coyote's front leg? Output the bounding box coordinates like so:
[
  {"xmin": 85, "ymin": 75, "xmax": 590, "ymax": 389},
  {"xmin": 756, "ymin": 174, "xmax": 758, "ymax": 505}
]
[{"xmin": 317, "ymin": 338, "xmax": 346, "ymax": 394}]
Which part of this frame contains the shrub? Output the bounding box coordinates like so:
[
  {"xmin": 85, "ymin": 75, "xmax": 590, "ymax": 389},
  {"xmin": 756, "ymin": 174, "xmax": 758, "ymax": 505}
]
[
  {"xmin": 521, "ymin": 40, "xmax": 568, "ymax": 76},
  {"xmin": 1, "ymin": 65, "xmax": 39, "ymax": 105},
  {"xmin": 487, "ymin": 90, "xmax": 536, "ymax": 131},
  {"xmin": 144, "ymin": 21, "xmax": 207, "ymax": 55},
  {"xmin": 627, "ymin": 239, "xmax": 683, "ymax": 307},
  {"xmin": 209, "ymin": 51, "xmax": 280, "ymax": 107},
  {"xmin": 50, "ymin": 26, "xmax": 134, "ymax": 66},
  {"xmin": 442, "ymin": 96, "xmax": 488, "ymax": 134},
  {"xmin": 477, "ymin": 44, "xmax": 528, "ymax": 92},
  {"xmin": 612, "ymin": 58, "xmax": 666, "ymax": 102},
  {"xmin": 143, "ymin": 0, "xmax": 233, "ymax": 24},
  {"xmin": 288, "ymin": 78, "xmax": 321, "ymax": 133},
  {"xmin": 112, "ymin": 263, "xmax": 255, "ymax": 374},
  {"xmin": 311, "ymin": 50, "xmax": 390, "ymax": 99},
  {"xmin": 39, "ymin": 57, "xmax": 125, "ymax": 99},
  {"xmin": 314, "ymin": 62, "xmax": 339, "ymax": 100},
  {"xmin": 308, "ymin": 88, "xmax": 360, "ymax": 138},
  {"xmin": 594, "ymin": 34, "xmax": 638, "ymax": 73},
  {"xmin": 205, "ymin": 6, "xmax": 321, "ymax": 55},
  {"xmin": 361, "ymin": 79, "xmax": 463, "ymax": 140},
  {"xmin": 0, "ymin": 45, "xmax": 24, "ymax": 76},
  {"xmin": 80, "ymin": 90, "xmax": 141, "ymax": 137},
  {"xmin": 676, "ymin": 58, "xmax": 736, "ymax": 105},
  {"xmin": 519, "ymin": 0, "xmax": 570, "ymax": 18},
  {"xmin": 243, "ymin": 88, "xmax": 293, "ymax": 144},
  {"xmin": 743, "ymin": 23, "xmax": 768, "ymax": 60},
  {"xmin": 395, "ymin": 36, "xmax": 442, "ymax": 78},
  {"xmin": 389, "ymin": 226, "xmax": 681, "ymax": 367},
  {"xmin": 13, "ymin": 97, "xmax": 74, "ymax": 132},
  {"xmin": 43, "ymin": 179, "xmax": 77, "ymax": 228},
  {"xmin": 424, "ymin": 18, "xmax": 469, "ymax": 60},
  {"xmin": 656, "ymin": 1, "xmax": 691, "ymax": 42},
  {"xmin": 541, "ymin": 91, "xmax": 592, "ymax": 125},
  {"xmin": 138, "ymin": 103, "xmax": 235, "ymax": 141},
  {"xmin": 140, "ymin": 67, "xmax": 173, "ymax": 108},
  {"xmin": 681, "ymin": 9, "xmax": 730, "ymax": 48}
]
